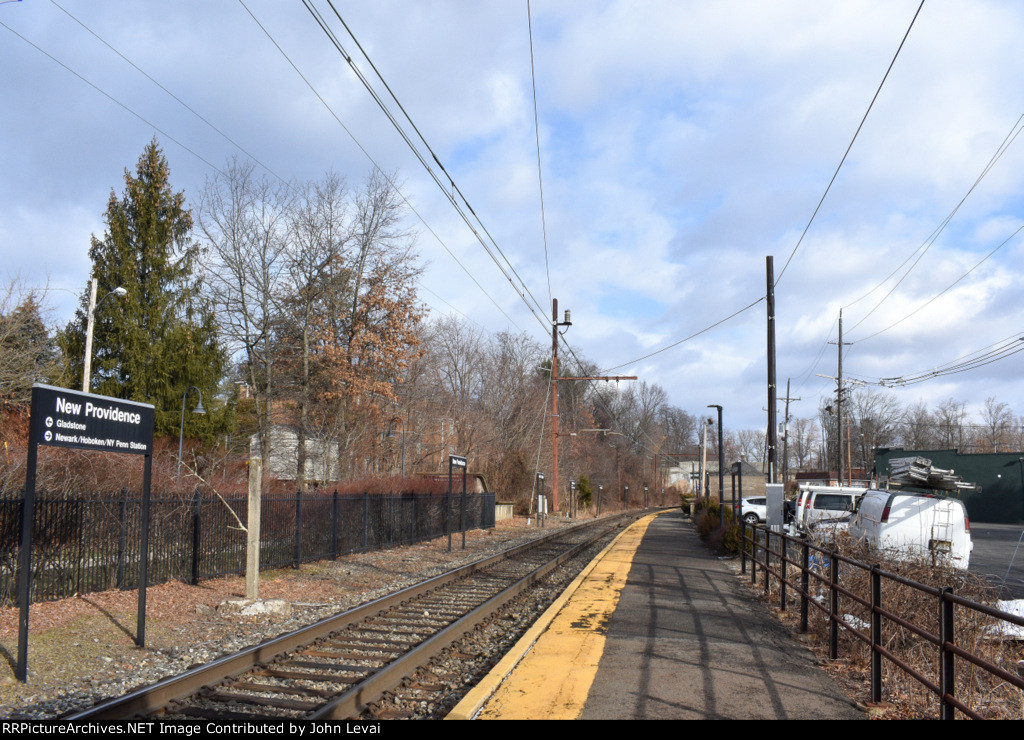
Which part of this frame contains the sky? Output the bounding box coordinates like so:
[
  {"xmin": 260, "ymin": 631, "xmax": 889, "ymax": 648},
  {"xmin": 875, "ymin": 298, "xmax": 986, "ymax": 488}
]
[{"xmin": 3, "ymin": 0, "xmax": 1024, "ymax": 434}]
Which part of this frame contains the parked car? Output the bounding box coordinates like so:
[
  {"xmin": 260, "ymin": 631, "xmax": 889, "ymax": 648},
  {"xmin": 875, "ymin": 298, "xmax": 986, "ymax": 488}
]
[
  {"xmin": 792, "ymin": 485, "xmax": 867, "ymax": 535},
  {"xmin": 739, "ymin": 497, "xmax": 767, "ymax": 524},
  {"xmin": 849, "ymin": 489, "xmax": 973, "ymax": 569}
]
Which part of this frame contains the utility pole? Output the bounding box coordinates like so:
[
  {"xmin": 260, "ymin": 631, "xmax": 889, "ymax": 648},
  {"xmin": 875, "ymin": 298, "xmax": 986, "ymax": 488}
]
[
  {"xmin": 766, "ymin": 256, "xmax": 778, "ymax": 484},
  {"xmin": 779, "ymin": 378, "xmax": 801, "ymax": 486},
  {"xmin": 549, "ymin": 298, "xmax": 634, "ymax": 512},
  {"xmin": 828, "ymin": 310, "xmax": 851, "ymax": 486},
  {"xmin": 551, "ymin": 298, "xmax": 563, "ymax": 512}
]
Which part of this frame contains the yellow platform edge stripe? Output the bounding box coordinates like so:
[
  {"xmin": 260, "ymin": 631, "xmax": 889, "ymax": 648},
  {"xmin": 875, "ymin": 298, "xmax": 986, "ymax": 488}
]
[{"xmin": 446, "ymin": 513, "xmax": 659, "ymax": 720}]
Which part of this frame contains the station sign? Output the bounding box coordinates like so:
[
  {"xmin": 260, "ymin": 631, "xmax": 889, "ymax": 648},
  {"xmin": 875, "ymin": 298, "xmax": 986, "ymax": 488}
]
[{"xmin": 28, "ymin": 384, "xmax": 155, "ymax": 455}]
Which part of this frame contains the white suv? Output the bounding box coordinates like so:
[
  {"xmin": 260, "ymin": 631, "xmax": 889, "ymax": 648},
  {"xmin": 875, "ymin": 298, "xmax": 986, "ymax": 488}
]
[{"xmin": 739, "ymin": 497, "xmax": 767, "ymax": 524}]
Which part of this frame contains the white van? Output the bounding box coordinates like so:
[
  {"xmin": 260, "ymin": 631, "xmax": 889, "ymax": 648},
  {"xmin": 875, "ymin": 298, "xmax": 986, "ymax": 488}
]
[
  {"xmin": 792, "ymin": 486, "xmax": 867, "ymax": 535},
  {"xmin": 849, "ymin": 490, "xmax": 973, "ymax": 569}
]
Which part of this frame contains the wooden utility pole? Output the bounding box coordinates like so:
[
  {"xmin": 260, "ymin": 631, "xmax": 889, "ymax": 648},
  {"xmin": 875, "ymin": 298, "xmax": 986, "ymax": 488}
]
[
  {"xmin": 246, "ymin": 456, "xmax": 262, "ymax": 600},
  {"xmin": 779, "ymin": 378, "xmax": 801, "ymax": 485},
  {"xmin": 766, "ymin": 256, "xmax": 778, "ymax": 484},
  {"xmin": 551, "ymin": 298, "xmax": 564, "ymax": 511},
  {"xmin": 828, "ymin": 311, "xmax": 851, "ymax": 485},
  {"xmin": 549, "ymin": 298, "xmax": 634, "ymax": 511}
]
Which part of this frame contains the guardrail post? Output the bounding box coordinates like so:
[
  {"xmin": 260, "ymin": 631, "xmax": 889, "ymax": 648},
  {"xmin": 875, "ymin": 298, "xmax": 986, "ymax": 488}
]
[
  {"xmin": 799, "ymin": 540, "xmax": 810, "ymax": 632},
  {"xmin": 939, "ymin": 586, "xmax": 955, "ymax": 720},
  {"xmin": 870, "ymin": 565, "xmax": 882, "ymax": 704},
  {"xmin": 829, "ymin": 551, "xmax": 839, "ymax": 660}
]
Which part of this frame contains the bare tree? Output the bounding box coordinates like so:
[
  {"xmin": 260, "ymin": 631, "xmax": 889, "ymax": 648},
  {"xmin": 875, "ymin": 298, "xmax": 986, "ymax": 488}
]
[
  {"xmin": 848, "ymin": 388, "xmax": 902, "ymax": 469},
  {"xmin": 899, "ymin": 400, "xmax": 936, "ymax": 450},
  {"xmin": 788, "ymin": 417, "xmax": 818, "ymax": 472},
  {"xmin": 934, "ymin": 398, "xmax": 970, "ymax": 451},
  {"xmin": 199, "ymin": 158, "xmax": 292, "ymax": 462},
  {"xmin": 980, "ymin": 396, "xmax": 1014, "ymax": 453}
]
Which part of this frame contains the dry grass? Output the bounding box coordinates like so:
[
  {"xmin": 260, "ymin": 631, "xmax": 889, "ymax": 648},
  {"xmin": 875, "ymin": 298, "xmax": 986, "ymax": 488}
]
[{"xmin": 743, "ymin": 531, "xmax": 1024, "ymax": 719}]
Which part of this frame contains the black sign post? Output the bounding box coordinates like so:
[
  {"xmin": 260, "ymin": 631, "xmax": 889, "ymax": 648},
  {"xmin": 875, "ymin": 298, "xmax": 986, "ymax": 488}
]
[
  {"xmin": 448, "ymin": 455, "xmax": 467, "ymax": 552},
  {"xmin": 16, "ymin": 384, "xmax": 155, "ymax": 681}
]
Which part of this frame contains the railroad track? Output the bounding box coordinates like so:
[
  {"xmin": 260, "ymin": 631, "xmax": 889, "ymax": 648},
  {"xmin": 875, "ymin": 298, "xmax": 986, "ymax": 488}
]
[{"xmin": 65, "ymin": 514, "xmax": 637, "ymax": 721}]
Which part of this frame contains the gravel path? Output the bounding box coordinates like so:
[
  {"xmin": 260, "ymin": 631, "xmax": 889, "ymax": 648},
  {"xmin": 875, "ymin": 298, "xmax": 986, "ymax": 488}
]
[{"xmin": 0, "ymin": 516, "xmax": 582, "ymax": 720}]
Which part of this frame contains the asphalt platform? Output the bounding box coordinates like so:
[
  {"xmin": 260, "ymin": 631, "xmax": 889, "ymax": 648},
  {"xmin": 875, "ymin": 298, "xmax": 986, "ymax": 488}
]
[{"xmin": 448, "ymin": 509, "xmax": 864, "ymax": 720}]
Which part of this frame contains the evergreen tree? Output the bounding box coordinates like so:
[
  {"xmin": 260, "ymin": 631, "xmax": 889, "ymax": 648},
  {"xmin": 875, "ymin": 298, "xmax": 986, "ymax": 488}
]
[
  {"xmin": 0, "ymin": 289, "xmax": 59, "ymax": 402},
  {"xmin": 59, "ymin": 139, "xmax": 227, "ymax": 438}
]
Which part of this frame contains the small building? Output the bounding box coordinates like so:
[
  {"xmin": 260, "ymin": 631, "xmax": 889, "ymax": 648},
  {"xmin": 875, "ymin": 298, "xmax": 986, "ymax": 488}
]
[
  {"xmin": 875, "ymin": 447, "xmax": 1024, "ymax": 524},
  {"xmin": 794, "ymin": 469, "xmax": 871, "ymax": 488},
  {"xmin": 249, "ymin": 425, "xmax": 340, "ymax": 483}
]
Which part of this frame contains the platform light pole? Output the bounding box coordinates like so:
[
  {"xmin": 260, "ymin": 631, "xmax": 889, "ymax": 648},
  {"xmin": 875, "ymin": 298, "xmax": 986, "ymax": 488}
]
[
  {"xmin": 82, "ymin": 279, "xmax": 127, "ymax": 392},
  {"xmin": 708, "ymin": 405, "xmax": 724, "ymax": 511},
  {"xmin": 177, "ymin": 386, "xmax": 206, "ymax": 478}
]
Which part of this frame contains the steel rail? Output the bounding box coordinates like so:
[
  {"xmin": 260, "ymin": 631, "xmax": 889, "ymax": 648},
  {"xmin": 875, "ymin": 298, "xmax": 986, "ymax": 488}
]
[
  {"xmin": 65, "ymin": 517, "xmax": 625, "ymax": 721},
  {"xmin": 309, "ymin": 527, "xmax": 610, "ymax": 719}
]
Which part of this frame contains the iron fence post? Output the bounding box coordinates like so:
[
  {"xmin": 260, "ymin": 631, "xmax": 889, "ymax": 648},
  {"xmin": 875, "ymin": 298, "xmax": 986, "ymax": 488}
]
[
  {"xmin": 331, "ymin": 491, "xmax": 339, "ymax": 560},
  {"xmin": 116, "ymin": 488, "xmax": 128, "ymax": 589},
  {"xmin": 763, "ymin": 529, "xmax": 771, "ymax": 594},
  {"xmin": 800, "ymin": 540, "xmax": 810, "ymax": 633},
  {"xmin": 750, "ymin": 527, "xmax": 758, "ymax": 585},
  {"xmin": 939, "ymin": 586, "xmax": 955, "ymax": 720},
  {"xmin": 870, "ymin": 565, "xmax": 882, "ymax": 704},
  {"xmin": 294, "ymin": 489, "xmax": 302, "ymax": 569},
  {"xmin": 829, "ymin": 550, "xmax": 839, "ymax": 660},
  {"xmin": 190, "ymin": 487, "xmax": 202, "ymax": 585},
  {"xmin": 740, "ymin": 517, "xmax": 747, "ymax": 574},
  {"xmin": 780, "ymin": 535, "xmax": 787, "ymax": 611}
]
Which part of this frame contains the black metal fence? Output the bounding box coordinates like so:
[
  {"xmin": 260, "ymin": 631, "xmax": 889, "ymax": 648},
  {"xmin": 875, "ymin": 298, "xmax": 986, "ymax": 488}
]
[
  {"xmin": 0, "ymin": 488, "xmax": 495, "ymax": 606},
  {"xmin": 742, "ymin": 522, "xmax": 1024, "ymax": 719}
]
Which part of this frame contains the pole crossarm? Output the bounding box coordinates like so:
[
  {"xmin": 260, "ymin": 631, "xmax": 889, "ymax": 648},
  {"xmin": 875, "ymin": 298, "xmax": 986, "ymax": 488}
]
[{"xmin": 552, "ymin": 375, "xmax": 637, "ymax": 382}]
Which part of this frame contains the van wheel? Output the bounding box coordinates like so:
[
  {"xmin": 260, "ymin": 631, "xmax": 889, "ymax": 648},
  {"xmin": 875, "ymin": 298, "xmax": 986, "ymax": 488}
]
[{"xmin": 744, "ymin": 513, "xmax": 759, "ymax": 524}]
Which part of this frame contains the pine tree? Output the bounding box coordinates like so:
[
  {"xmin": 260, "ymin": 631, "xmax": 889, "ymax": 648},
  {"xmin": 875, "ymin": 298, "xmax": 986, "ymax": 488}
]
[
  {"xmin": 0, "ymin": 289, "xmax": 59, "ymax": 402},
  {"xmin": 59, "ymin": 139, "xmax": 227, "ymax": 438}
]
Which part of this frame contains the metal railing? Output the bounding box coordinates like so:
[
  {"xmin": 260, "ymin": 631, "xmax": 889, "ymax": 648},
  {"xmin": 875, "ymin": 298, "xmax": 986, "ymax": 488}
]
[
  {"xmin": 0, "ymin": 488, "xmax": 496, "ymax": 606},
  {"xmin": 741, "ymin": 521, "xmax": 1024, "ymax": 719}
]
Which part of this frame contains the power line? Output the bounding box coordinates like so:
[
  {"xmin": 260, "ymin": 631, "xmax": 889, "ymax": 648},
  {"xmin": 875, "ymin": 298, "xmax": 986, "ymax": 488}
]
[
  {"xmin": 527, "ymin": 0, "xmax": 553, "ymax": 308},
  {"xmin": 304, "ymin": 0, "xmax": 552, "ymax": 335},
  {"xmin": 49, "ymin": 0, "xmax": 285, "ymax": 183},
  {"xmin": 775, "ymin": 0, "xmax": 926, "ymax": 287},
  {"xmin": 0, "ymin": 19, "xmax": 224, "ymax": 174},
  {"xmin": 599, "ymin": 296, "xmax": 765, "ymax": 373},
  {"xmin": 237, "ymin": 0, "xmax": 525, "ymax": 332},
  {"xmin": 849, "ymin": 223, "xmax": 1024, "ymax": 343},
  {"xmin": 844, "ymin": 112, "xmax": 1024, "ymax": 330},
  {"xmin": 849, "ymin": 332, "xmax": 1024, "ymax": 387}
]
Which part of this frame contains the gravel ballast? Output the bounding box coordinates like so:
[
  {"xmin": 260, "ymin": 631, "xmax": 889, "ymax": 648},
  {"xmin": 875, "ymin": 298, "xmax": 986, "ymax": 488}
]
[{"xmin": 0, "ymin": 516, "xmax": 581, "ymax": 720}]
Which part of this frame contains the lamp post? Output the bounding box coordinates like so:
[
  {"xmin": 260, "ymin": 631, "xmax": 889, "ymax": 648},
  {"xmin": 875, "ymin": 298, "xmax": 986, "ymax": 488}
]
[
  {"xmin": 177, "ymin": 386, "xmax": 205, "ymax": 478},
  {"xmin": 385, "ymin": 416, "xmax": 408, "ymax": 477},
  {"xmin": 708, "ymin": 404, "xmax": 724, "ymax": 513},
  {"xmin": 82, "ymin": 278, "xmax": 127, "ymax": 392}
]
